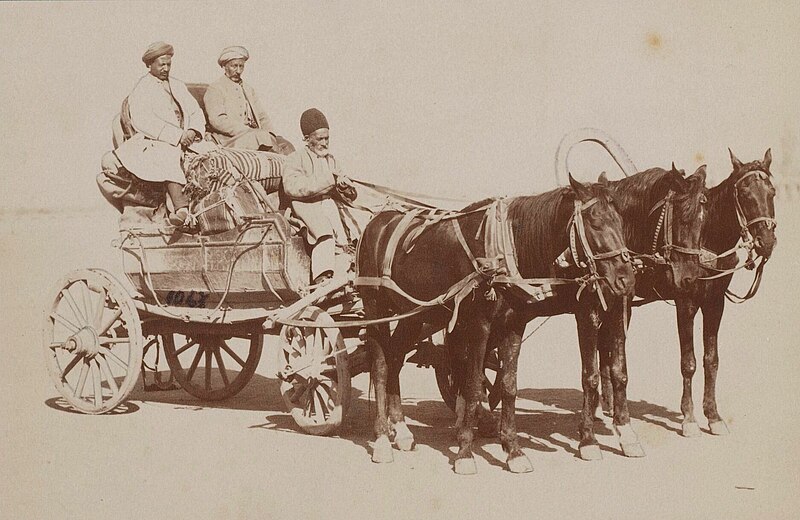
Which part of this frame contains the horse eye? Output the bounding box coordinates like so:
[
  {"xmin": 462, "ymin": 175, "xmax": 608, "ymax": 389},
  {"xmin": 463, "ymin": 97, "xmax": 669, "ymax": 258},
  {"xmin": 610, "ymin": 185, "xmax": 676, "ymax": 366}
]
[{"xmin": 699, "ymin": 194, "xmax": 707, "ymax": 204}]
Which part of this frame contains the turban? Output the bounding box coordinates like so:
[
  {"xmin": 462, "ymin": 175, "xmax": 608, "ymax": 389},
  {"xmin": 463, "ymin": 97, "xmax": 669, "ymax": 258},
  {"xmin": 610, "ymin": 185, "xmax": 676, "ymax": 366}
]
[
  {"xmin": 218, "ymin": 46, "xmax": 250, "ymax": 66},
  {"xmin": 300, "ymin": 108, "xmax": 329, "ymax": 136},
  {"xmin": 142, "ymin": 41, "xmax": 174, "ymax": 66}
]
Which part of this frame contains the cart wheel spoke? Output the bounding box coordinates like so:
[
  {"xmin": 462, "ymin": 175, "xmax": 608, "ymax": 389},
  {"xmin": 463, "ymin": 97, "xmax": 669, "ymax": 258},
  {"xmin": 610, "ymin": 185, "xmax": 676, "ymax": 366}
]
[
  {"xmin": 60, "ymin": 353, "xmax": 83, "ymax": 379},
  {"xmin": 98, "ymin": 355, "xmax": 119, "ymax": 396},
  {"xmin": 92, "ymin": 287, "xmax": 107, "ymax": 330},
  {"xmin": 51, "ymin": 312, "xmax": 80, "ymax": 334},
  {"xmin": 204, "ymin": 349, "xmax": 212, "ymax": 392},
  {"xmin": 91, "ymin": 360, "xmax": 103, "ymax": 408},
  {"xmin": 74, "ymin": 360, "xmax": 89, "ymax": 398},
  {"xmin": 100, "ymin": 346, "xmax": 129, "ymax": 371},
  {"xmin": 76, "ymin": 281, "xmax": 94, "ymax": 325},
  {"xmin": 174, "ymin": 338, "xmax": 197, "ymax": 357},
  {"xmin": 97, "ymin": 308, "xmax": 123, "ymax": 337},
  {"xmin": 62, "ymin": 288, "xmax": 88, "ymax": 327},
  {"xmin": 219, "ymin": 342, "xmax": 246, "ymax": 368},
  {"xmin": 213, "ymin": 346, "xmax": 229, "ymax": 387},
  {"xmin": 186, "ymin": 344, "xmax": 204, "ymax": 382}
]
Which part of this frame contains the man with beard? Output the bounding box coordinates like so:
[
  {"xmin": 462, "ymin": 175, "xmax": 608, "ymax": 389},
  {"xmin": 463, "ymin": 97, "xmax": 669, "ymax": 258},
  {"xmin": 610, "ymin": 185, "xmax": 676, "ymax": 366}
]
[
  {"xmin": 204, "ymin": 46, "xmax": 284, "ymax": 151},
  {"xmin": 112, "ymin": 41, "xmax": 206, "ymax": 225},
  {"xmin": 282, "ymin": 108, "xmax": 357, "ymax": 285}
]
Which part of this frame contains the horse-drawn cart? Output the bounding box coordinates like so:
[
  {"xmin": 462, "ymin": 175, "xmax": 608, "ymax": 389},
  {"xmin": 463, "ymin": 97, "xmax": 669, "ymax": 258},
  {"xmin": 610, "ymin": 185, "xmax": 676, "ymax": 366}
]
[{"xmin": 44, "ymin": 193, "xmax": 459, "ymax": 434}]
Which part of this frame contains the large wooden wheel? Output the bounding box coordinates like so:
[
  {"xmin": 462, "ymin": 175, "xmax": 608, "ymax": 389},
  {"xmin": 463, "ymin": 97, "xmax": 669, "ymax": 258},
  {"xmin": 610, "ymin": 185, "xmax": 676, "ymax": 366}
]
[
  {"xmin": 278, "ymin": 306, "xmax": 350, "ymax": 436},
  {"xmin": 43, "ymin": 269, "xmax": 143, "ymax": 414},
  {"xmin": 162, "ymin": 332, "xmax": 263, "ymax": 401}
]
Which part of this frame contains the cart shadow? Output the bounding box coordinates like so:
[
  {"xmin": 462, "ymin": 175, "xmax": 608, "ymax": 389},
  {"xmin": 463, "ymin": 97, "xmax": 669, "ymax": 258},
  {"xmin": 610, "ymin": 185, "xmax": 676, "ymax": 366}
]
[
  {"xmin": 45, "ymin": 397, "xmax": 140, "ymax": 415},
  {"xmin": 127, "ymin": 371, "xmax": 364, "ymax": 416}
]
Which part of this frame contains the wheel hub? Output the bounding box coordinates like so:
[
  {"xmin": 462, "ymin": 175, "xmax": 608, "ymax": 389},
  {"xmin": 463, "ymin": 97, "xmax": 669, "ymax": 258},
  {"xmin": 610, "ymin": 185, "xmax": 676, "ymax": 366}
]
[{"xmin": 65, "ymin": 326, "xmax": 100, "ymax": 359}]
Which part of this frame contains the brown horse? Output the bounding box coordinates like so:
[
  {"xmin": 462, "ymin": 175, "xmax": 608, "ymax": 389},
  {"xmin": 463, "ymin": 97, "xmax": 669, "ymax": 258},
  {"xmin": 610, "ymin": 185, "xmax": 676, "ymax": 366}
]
[
  {"xmin": 673, "ymin": 150, "xmax": 776, "ymax": 437},
  {"xmin": 356, "ymin": 174, "xmax": 634, "ymax": 473},
  {"xmin": 596, "ymin": 164, "xmax": 709, "ymax": 426}
]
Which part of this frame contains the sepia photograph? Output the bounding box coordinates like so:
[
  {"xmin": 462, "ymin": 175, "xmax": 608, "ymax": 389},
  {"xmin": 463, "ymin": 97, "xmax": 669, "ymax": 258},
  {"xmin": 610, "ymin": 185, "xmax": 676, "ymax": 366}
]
[{"xmin": 1, "ymin": 1, "xmax": 798, "ymax": 518}]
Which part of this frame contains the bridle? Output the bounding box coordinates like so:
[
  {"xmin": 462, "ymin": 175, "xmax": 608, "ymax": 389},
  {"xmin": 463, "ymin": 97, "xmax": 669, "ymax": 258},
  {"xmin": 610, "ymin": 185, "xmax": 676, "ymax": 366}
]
[
  {"xmin": 647, "ymin": 190, "xmax": 705, "ymax": 263},
  {"xmin": 555, "ymin": 197, "xmax": 631, "ymax": 309},
  {"xmin": 697, "ymin": 168, "xmax": 776, "ymax": 302},
  {"xmin": 733, "ymin": 169, "xmax": 777, "ymax": 244}
]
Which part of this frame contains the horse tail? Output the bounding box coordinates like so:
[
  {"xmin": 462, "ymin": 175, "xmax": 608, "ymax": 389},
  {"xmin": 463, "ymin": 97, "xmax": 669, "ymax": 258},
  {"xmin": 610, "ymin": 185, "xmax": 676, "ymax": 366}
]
[{"xmin": 554, "ymin": 128, "xmax": 639, "ymax": 186}]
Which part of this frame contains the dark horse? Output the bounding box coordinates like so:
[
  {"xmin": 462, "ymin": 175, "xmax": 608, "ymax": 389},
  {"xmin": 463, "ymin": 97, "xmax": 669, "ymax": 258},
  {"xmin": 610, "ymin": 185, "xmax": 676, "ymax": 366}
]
[
  {"xmin": 594, "ymin": 164, "xmax": 708, "ymax": 421},
  {"xmin": 672, "ymin": 149, "xmax": 776, "ymax": 437},
  {"xmin": 596, "ymin": 150, "xmax": 776, "ymax": 438},
  {"xmin": 356, "ymin": 175, "xmax": 635, "ymax": 473}
]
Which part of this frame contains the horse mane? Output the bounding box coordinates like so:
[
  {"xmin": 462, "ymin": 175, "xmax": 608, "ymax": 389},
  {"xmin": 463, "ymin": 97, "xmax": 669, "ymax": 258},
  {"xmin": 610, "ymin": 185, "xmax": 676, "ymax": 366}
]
[
  {"xmin": 609, "ymin": 167, "xmax": 702, "ymax": 251},
  {"xmin": 507, "ymin": 188, "xmax": 569, "ymax": 277}
]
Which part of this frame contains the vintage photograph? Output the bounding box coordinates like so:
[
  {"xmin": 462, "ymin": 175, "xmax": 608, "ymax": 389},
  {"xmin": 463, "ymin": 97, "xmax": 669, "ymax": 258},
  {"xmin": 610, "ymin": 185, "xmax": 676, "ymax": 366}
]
[{"xmin": 1, "ymin": 1, "xmax": 798, "ymax": 518}]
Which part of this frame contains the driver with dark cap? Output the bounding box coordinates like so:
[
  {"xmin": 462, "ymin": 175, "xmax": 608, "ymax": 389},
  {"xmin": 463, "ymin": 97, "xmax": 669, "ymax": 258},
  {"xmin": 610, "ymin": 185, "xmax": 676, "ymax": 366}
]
[{"xmin": 281, "ymin": 108, "xmax": 357, "ymax": 285}]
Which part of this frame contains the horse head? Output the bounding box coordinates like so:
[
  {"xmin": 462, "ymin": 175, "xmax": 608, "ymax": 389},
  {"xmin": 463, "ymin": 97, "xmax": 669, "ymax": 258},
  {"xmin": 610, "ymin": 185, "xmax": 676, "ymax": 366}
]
[
  {"xmin": 567, "ymin": 173, "xmax": 635, "ymax": 297},
  {"xmin": 654, "ymin": 163, "xmax": 708, "ymax": 291},
  {"xmin": 729, "ymin": 148, "xmax": 777, "ymax": 259}
]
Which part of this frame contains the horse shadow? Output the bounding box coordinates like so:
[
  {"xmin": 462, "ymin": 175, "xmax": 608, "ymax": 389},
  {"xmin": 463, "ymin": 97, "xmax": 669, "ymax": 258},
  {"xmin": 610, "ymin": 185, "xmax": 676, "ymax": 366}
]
[{"xmin": 333, "ymin": 386, "xmax": 687, "ymax": 467}]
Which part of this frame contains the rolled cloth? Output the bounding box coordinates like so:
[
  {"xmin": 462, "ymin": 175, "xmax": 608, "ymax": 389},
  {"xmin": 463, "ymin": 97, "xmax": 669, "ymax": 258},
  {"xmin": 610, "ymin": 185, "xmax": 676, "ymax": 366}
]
[
  {"xmin": 142, "ymin": 41, "xmax": 174, "ymax": 65},
  {"xmin": 218, "ymin": 45, "xmax": 249, "ymax": 66},
  {"xmin": 300, "ymin": 108, "xmax": 329, "ymax": 137}
]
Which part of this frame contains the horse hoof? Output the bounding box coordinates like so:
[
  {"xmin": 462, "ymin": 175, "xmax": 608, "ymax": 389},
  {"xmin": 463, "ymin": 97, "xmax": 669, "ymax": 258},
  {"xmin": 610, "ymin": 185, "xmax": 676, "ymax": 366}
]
[
  {"xmin": 709, "ymin": 421, "xmax": 730, "ymax": 436},
  {"xmin": 371, "ymin": 435, "xmax": 394, "ymax": 464},
  {"xmin": 682, "ymin": 422, "xmax": 702, "ymax": 438},
  {"xmin": 621, "ymin": 442, "xmax": 646, "ymax": 458},
  {"xmin": 454, "ymin": 457, "xmax": 478, "ymax": 475},
  {"xmin": 579, "ymin": 444, "xmax": 603, "ymax": 461},
  {"xmin": 507, "ymin": 454, "xmax": 533, "ymax": 474},
  {"xmin": 393, "ymin": 422, "xmax": 415, "ymax": 451}
]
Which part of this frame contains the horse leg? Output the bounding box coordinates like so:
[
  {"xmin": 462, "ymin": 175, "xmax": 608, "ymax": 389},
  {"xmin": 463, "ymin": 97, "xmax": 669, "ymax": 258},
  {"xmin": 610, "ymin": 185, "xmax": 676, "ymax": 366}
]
[
  {"xmin": 701, "ymin": 296, "xmax": 729, "ymax": 435},
  {"xmin": 454, "ymin": 313, "xmax": 491, "ymax": 475},
  {"xmin": 365, "ymin": 296, "xmax": 393, "ymax": 463},
  {"xmin": 606, "ymin": 302, "xmax": 645, "ymax": 458},
  {"xmin": 598, "ymin": 324, "xmax": 614, "ymax": 418},
  {"xmin": 387, "ymin": 319, "xmax": 422, "ymax": 451},
  {"xmin": 575, "ymin": 307, "xmax": 603, "ymax": 461},
  {"xmin": 497, "ymin": 318, "xmax": 532, "ymax": 473},
  {"xmin": 676, "ymin": 298, "xmax": 701, "ymax": 437}
]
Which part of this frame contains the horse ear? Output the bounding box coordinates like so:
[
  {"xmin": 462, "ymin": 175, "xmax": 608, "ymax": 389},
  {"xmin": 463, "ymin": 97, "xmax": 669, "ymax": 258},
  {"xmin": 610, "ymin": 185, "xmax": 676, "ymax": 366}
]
[
  {"xmin": 688, "ymin": 164, "xmax": 707, "ymax": 186},
  {"xmin": 598, "ymin": 171, "xmax": 609, "ymax": 185},
  {"xmin": 668, "ymin": 164, "xmax": 688, "ymax": 193},
  {"xmin": 568, "ymin": 173, "xmax": 592, "ymax": 200},
  {"xmin": 763, "ymin": 148, "xmax": 772, "ymax": 171},
  {"xmin": 729, "ymin": 148, "xmax": 743, "ymax": 171}
]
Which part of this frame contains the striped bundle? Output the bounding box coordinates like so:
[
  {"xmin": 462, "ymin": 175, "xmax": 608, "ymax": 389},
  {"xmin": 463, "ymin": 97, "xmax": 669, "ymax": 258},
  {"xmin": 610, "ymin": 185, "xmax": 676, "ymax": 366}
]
[{"xmin": 183, "ymin": 147, "xmax": 285, "ymax": 202}]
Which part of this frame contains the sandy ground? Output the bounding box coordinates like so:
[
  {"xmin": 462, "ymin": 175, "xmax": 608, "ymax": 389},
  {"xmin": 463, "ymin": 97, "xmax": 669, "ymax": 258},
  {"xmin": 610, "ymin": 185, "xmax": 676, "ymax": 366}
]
[{"xmin": 1, "ymin": 205, "xmax": 799, "ymax": 520}]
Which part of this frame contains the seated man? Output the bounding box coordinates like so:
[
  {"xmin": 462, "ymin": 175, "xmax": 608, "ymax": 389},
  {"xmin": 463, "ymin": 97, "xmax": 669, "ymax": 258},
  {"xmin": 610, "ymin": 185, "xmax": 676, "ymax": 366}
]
[
  {"xmin": 111, "ymin": 41, "xmax": 207, "ymax": 225},
  {"xmin": 282, "ymin": 108, "xmax": 357, "ymax": 285},
  {"xmin": 204, "ymin": 46, "xmax": 283, "ymax": 151}
]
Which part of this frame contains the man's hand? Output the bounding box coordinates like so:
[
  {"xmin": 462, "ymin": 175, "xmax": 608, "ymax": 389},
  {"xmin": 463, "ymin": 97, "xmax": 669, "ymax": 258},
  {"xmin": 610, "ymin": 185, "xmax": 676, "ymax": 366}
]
[
  {"xmin": 335, "ymin": 174, "xmax": 353, "ymax": 189},
  {"xmin": 180, "ymin": 129, "xmax": 199, "ymax": 147}
]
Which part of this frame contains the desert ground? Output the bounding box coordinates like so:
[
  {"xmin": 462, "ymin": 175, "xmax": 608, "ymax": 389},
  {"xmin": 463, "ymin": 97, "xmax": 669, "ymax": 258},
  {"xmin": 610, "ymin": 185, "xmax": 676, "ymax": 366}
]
[{"xmin": 1, "ymin": 202, "xmax": 798, "ymax": 520}]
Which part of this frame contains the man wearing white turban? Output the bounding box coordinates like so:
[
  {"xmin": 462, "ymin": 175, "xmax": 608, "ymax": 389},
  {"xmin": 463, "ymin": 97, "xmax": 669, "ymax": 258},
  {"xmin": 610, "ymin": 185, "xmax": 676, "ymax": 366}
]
[
  {"xmin": 204, "ymin": 46, "xmax": 282, "ymax": 151},
  {"xmin": 113, "ymin": 41, "xmax": 207, "ymax": 224}
]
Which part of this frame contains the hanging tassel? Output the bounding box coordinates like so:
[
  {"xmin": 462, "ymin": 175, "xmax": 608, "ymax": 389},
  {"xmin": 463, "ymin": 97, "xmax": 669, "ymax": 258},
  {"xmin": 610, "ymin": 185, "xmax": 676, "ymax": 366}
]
[{"xmin": 484, "ymin": 286, "xmax": 497, "ymax": 301}]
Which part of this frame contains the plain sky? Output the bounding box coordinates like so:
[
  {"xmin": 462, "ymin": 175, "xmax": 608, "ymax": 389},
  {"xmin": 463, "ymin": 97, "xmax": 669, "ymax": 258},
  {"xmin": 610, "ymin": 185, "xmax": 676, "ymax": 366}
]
[{"xmin": 0, "ymin": 1, "xmax": 797, "ymax": 211}]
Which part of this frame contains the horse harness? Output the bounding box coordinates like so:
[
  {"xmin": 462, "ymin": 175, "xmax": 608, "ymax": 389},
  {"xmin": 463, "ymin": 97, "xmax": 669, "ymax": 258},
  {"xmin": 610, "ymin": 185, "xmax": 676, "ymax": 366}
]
[
  {"xmin": 698, "ymin": 169, "xmax": 776, "ymax": 302},
  {"xmin": 354, "ymin": 196, "xmax": 630, "ymax": 329}
]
